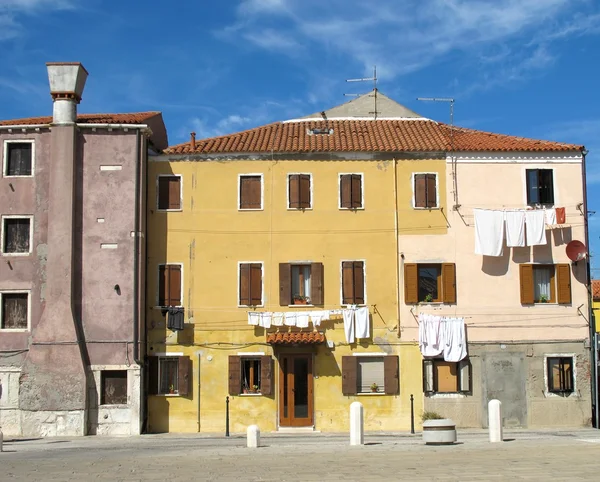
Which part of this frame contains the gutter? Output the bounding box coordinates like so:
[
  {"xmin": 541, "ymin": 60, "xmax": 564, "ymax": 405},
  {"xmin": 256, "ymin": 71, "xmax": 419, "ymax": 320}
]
[
  {"xmin": 0, "ymin": 124, "xmax": 50, "ymax": 130},
  {"xmin": 0, "ymin": 123, "xmax": 151, "ymax": 131}
]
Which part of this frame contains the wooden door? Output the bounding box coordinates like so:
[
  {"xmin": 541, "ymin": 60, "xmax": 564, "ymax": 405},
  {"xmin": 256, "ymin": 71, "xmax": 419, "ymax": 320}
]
[{"xmin": 279, "ymin": 354, "xmax": 314, "ymax": 427}]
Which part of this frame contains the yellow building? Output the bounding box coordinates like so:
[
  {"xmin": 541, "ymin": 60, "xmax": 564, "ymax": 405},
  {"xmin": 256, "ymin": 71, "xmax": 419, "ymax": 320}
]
[{"xmin": 145, "ymin": 91, "xmax": 449, "ymax": 433}]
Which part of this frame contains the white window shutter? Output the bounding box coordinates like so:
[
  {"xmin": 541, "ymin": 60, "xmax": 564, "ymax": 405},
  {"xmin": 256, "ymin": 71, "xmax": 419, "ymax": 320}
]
[
  {"xmin": 459, "ymin": 359, "xmax": 470, "ymax": 392},
  {"xmin": 423, "ymin": 359, "xmax": 434, "ymax": 393}
]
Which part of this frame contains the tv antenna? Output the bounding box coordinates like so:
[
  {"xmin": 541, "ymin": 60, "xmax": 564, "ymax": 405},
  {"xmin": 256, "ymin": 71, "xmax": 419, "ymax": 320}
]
[
  {"xmin": 345, "ymin": 65, "xmax": 379, "ymax": 119},
  {"xmin": 417, "ymin": 97, "xmax": 459, "ymax": 209}
]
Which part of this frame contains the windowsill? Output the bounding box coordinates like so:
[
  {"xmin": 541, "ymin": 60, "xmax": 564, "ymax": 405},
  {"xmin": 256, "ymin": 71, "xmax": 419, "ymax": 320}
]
[
  {"xmin": 2, "ymin": 175, "xmax": 34, "ymax": 178},
  {"xmin": 426, "ymin": 392, "xmax": 468, "ymax": 399},
  {"xmin": 534, "ymin": 302, "xmax": 557, "ymax": 305},
  {"xmin": 357, "ymin": 392, "xmax": 386, "ymax": 396},
  {"xmin": 1, "ymin": 252, "xmax": 32, "ymax": 257},
  {"xmin": 98, "ymin": 404, "xmax": 129, "ymax": 408},
  {"xmin": 342, "ymin": 304, "xmax": 367, "ymax": 308},
  {"xmin": 152, "ymin": 305, "xmax": 184, "ymax": 310},
  {"xmin": 419, "ymin": 301, "xmax": 444, "ymax": 305},
  {"xmin": 239, "ymin": 393, "xmax": 262, "ymax": 397},
  {"xmin": 0, "ymin": 328, "xmax": 29, "ymax": 332},
  {"xmin": 154, "ymin": 393, "xmax": 180, "ymax": 397},
  {"xmin": 545, "ymin": 390, "xmax": 578, "ymax": 398},
  {"xmin": 238, "ymin": 208, "xmax": 264, "ymax": 211},
  {"xmin": 239, "ymin": 304, "xmax": 265, "ymax": 309},
  {"xmin": 288, "ymin": 304, "xmax": 315, "ymax": 308},
  {"xmin": 287, "ymin": 208, "xmax": 313, "ymax": 211},
  {"xmin": 156, "ymin": 209, "xmax": 183, "ymax": 212},
  {"xmin": 339, "ymin": 207, "xmax": 365, "ymax": 211},
  {"xmin": 413, "ymin": 207, "xmax": 440, "ymax": 210}
]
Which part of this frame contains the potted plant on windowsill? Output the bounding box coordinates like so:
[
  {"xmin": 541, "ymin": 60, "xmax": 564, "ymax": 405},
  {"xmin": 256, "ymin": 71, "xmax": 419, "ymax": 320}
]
[
  {"xmin": 370, "ymin": 383, "xmax": 379, "ymax": 393},
  {"xmin": 252, "ymin": 385, "xmax": 260, "ymax": 394},
  {"xmin": 293, "ymin": 294, "xmax": 310, "ymax": 305},
  {"xmin": 421, "ymin": 411, "xmax": 456, "ymax": 445},
  {"xmin": 169, "ymin": 384, "xmax": 175, "ymax": 395},
  {"xmin": 423, "ymin": 293, "xmax": 434, "ymax": 303},
  {"xmin": 539, "ymin": 295, "xmax": 548, "ymax": 303}
]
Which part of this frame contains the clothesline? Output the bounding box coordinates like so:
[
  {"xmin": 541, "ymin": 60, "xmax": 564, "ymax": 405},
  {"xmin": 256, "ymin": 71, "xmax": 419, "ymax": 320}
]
[{"xmin": 418, "ymin": 313, "xmax": 467, "ymax": 362}]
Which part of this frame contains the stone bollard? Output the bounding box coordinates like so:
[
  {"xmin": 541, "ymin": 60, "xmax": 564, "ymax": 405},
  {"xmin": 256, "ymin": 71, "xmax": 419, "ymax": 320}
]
[
  {"xmin": 247, "ymin": 424, "xmax": 260, "ymax": 448},
  {"xmin": 350, "ymin": 401, "xmax": 364, "ymax": 446},
  {"xmin": 488, "ymin": 399, "xmax": 503, "ymax": 443}
]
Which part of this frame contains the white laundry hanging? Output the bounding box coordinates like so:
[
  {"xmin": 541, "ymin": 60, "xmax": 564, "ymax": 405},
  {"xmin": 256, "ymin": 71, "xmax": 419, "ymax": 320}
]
[
  {"xmin": 418, "ymin": 314, "xmax": 443, "ymax": 357},
  {"xmin": 442, "ymin": 317, "xmax": 467, "ymax": 362},
  {"xmin": 259, "ymin": 312, "xmax": 272, "ymax": 329},
  {"xmin": 544, "ymin": 207, "xmax": 556, "ymax": 226},
  {"xmin": 296, "ymin": 313, "xmax": 310, "ymax": 329},
  {"xmin": 342, "ymin": 309, "xmax": 355, "ymax": 344},
  {"xmin": 474, "ymin": 209, "xmax": 505, "ymax": 256},
  {"xmin": 284, "ymin": 312, "xmax": 297, "ymax": 327},
  {"xmin": 355, "ymin": 306, "xmax": 370, "ymax": 339},
  {"xmin": 271, "ymin": 312, "xmax": 284, "ymax": 327},
  {"xmin": 248, "ymin": 312, "xmax": 260, "ymax": 326},
  {"xmin": 525, "ymin": 210, "xmax": 547, "ymax": 246},
  {"xmin": 505, "ymin": 210, "xmax": 526, "ymax": 247}
]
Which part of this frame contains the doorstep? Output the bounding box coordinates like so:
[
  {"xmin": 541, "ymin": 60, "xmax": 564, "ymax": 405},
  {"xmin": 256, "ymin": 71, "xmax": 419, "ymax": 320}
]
[{"xmin": 274, "ymin": 426, "xmax": 320, "ymax": 434}]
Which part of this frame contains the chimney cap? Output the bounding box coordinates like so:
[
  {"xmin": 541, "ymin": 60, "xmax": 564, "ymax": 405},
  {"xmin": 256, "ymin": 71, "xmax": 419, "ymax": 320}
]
[{"xmin": 46, "ymin": 62, "xmax": 88, "ymax": 102}]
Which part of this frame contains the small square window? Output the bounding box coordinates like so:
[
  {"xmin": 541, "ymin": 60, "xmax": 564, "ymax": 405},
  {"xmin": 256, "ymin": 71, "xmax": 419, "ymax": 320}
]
[
  {"xmin": 357, "ymin": 357, "xmax": 384, "ymax": 393},
  {"xmin": 239, "ymin": 175, "xmax": 262, "ymax": 210},
  {"xmin": 547, "ymin": 356, "xmax": 574, "ymax": 394},
  {"xmin": 101, "ymin": 370, "xmax": 128, "ymax": 405},
  {"xmin": 4, "ymin": 142, "xmax": 33, "ymax": 176},
  {"xmin": 157, "ymin": 176, "xmax": 181, "ymax": 210},
  {"xmin": 1, "ymin": 292, "xmax": 28, "ymax": 329},
  {"xmin": 2, "ymin": 217, "xmax": 31, "ymax": 254}
]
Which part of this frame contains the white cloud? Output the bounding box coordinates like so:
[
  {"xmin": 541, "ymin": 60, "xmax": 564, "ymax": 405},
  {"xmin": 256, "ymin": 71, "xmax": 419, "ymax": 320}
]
[{"xmin": 0, "ymin": 0, "xmax": 74, "ymax": 41}]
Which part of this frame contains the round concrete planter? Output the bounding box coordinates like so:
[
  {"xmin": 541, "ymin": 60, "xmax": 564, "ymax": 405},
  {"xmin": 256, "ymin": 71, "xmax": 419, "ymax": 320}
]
[{"xmin": 422, "ymin": 419, "xmax": 457, "ymax": 445}]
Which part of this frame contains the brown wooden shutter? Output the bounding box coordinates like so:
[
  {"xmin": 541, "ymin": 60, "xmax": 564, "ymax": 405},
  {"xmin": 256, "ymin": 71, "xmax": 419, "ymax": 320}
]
[
  {"xmin": 442, "ymin": 263, "xmax": 456, "ymax": 304},
  {"xmin": 341, "ymin": 356, "xmax": 358, "ymax": 395},
  {"xmin": 158, "ymin": 177, "xmax": 170, "ymax": 210},
  {"xmin": 248, "ymin": 177, "xmax": 262, "ymax": 208},
  {"xmin": 519, "ymin": 264, "xmax": 534, "ymax": 305},
  {"xmin": 250, "ymin": 263, "xmax": 262, "ymax": 306},
  {"xmin": 311, "ymin": 262, "xmax": 324, "ymax": 305},
  {"xmin": 279, "ymin": 263, "xmax": 291, "ymax": 306},
  {"xmin": 414, "ymin": 174, "xmax": 426, "ymax": 208},
  {"xmin": 556, "ymin": 263, "xmax": 571, "ymax": 305},
  {"xmin": 178, "ymin": 355, "xmax": 191, "ymax": 396},
  {"xmin": 169, "ymin": 265, "xmax": 182, "ymax": 306},
  {"xmin": 342, "ymin": 261, "xmax": 355, "ymax": 304},
  {"xmin": 260, "ymin": 356, "xmax": 273, "ymax": 396},
  {"xmin": 289, "ymin": 175, "xmax": 300, "ymax": 208},
  {"xmin": 239, "ymin": 264, "xmax": 250, "ymax": 305},
  {"xmin": 228, "ymin": 355, "xmax": 241, "ymax": 395},
  {"xmin": 158, "ymin": 265, "xmax": 168, "ymax": 306},
  {"xmin": 300, "ymin": 175, "xmax": 311, "ymax": 208},
  {"xmin": 340, "ymin": 175, "xmax": 352, "ymax": 208},
  {"xmin": 404, "ymin": 263, "xmax": 419, "ymax": 304},
  {"xmin": 147, "ymin": 357, "xmax": 159, "ymax": 395},
  {"xmin": 351, "ymin": 174, "xmax": 362, "ymax": 208},
  {"xmin": 426, "ymin": 174, "xmax": 437, "ymax": 208},
  {"xmin": 353, "ymin": 261, "xmax": 365, "ymax": 304},
  {"xmin": 384, "ymin": 356, "xmax": 399, "ymax": 395},
  {"xmin": 168, "ymin": 177, "xmax": 181, "ymax": 210}
]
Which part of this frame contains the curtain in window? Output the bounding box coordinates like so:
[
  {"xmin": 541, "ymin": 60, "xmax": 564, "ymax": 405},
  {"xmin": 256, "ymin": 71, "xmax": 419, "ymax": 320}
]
[
  {"xmin": 291, "ymin": 266, "xmax": 311, "ymax": 299},
  {"xmin": 159, "ymin": 358, "xmax": 179, "ymax": 393},
  {"xmin": 534, "ymin": 267, "xmax": 551, "ymax": 301}
]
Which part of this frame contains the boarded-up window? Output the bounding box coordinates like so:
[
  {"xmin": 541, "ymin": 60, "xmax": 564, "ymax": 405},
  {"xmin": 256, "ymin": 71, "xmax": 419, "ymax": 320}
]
[
  {"xmin": 423, "ymin": 359, "xmax": 470, "ymax": 394},
  {"xmin": 101, "ymin": 370, "xmax": 128, "ymax": 405},
  {"xmin": 343, "ymin": 355, "xmax": 399, "ymax": 395},
  {"xmin": 547, "ymin": 356, "xmax": 574, "ymax": 393},
  {"xmin": 1, "ymin": 293, "xmax": 28, "ymax": 329},
  {"xmin": 240, "ymin": 175, "xmax": 262, "ymax": 209},
  {"xmin": 3, "ymin": 218, "xmax": 31, "ymax": 254},
  {"xmin": 340, "ymin": 174, "xmax": 363, "ymax": 209},
  {"xmin": 405, "ymin": 263, "xmax": 456, "ymax": 304},
  {"xmin": 342, "ymin": 261, "xmax": 365, "ymax": 305},
  {"xmin": 239, "ymin": 263, "xmax": 262, "ymax": 306},
  {"xmin": 520, "ymin": 263, "xmax": 570, "ymax": 305},
  {"xmin": 157, "ymin": 176, "xmax": 181, "ymax": 210},
  {"xmin": 414, "ymin": 174, "xmax": 437, "ymax": 208},
  {"xmin": 289, "ymin": 174, "xmax": 311, "ymax": 209},
  {"xmin": 158, "ymin": 264, "xmax": 182, "ymax": 307},
  {"xmin": 5, "ymin": 142, "xmax": 32, "ymax": 176}
]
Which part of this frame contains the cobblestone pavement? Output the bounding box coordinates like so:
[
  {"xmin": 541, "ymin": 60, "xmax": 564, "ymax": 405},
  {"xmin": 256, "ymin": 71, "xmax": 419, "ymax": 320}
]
[{"xmin": 1, "ymin": 430, "xmax": 600, "ymax": 481}]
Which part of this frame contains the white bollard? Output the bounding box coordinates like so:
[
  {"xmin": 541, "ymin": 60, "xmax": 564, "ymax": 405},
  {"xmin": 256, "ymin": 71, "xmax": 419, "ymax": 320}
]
[
  {"xmin": 488, "ymin": 399, "xmax": 503, "ymax": 443},
  {"xmin": 350, "ymin": 401, "xmax": 364, "ymax": 446},
  {"xmin": 247, "ymin": 424, "xmax": 260, "ymax": 448}
]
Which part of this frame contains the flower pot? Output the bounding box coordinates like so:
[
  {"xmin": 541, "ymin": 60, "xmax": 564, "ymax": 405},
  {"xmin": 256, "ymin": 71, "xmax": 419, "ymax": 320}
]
[
  {"xmin": 293, "ymin": 299, "xmax": 308, "ymax": 305},
  {"xmin": 422, "ymin": 419, "xmax": 457, "ymax": 445}
]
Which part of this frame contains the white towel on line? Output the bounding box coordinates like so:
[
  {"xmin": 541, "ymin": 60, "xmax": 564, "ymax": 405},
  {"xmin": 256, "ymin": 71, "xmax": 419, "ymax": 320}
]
[
  {"xmin": 505, "ymin": 210, "xmax": 525, "ymax": 247},
  {"xmin": 296, "ymin": 313, "xmax": 310, "ymax": 329},
  {"xmin": 355, "ymin": 306, "xmax": 370, "ymax": 339},
  {"xmin": 284, "ymin": 312, "xmax": 297, "ymax": 327},
  {"xmin": 259, "ymin": 312, "xmax": 271, "ymax": 329},
  {"xmin": 310, "ymin": 310, "xmax": 327, "ymax": 326},
  {"xmin": 271, "ymin": 312, "xmax": 284, "ymax": 326},
  {"xmin": 342, "ymin": 309, "xmax": 355, "ymax": 344},
  {"xmin": 248, "ymin": 312, "xmax": 260, "ymax": 326},
  {"xmin": 442, "ymin": 317, "xmax": 467, "ymax": 362},
  {"xmin": 418, "ymin": 314, "xmax": 443, "ymax": 357},
  {"xmin": 544, "ymin": 207, "xmax": 556, "ymax": 226},
  {"xmin": 474, "ymin": 209, "xmax": 505, "ymax": 256},
  {"xmin": 525, "ymin": 209, "xmax": 547, "ymax": 246}
]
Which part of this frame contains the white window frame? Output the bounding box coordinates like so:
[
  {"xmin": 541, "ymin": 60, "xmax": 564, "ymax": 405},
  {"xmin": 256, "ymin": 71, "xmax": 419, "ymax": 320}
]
[
  {"xmin": 286, "ymin": 173, "xmax": 313, "ymax": 210},
  {"xmin": 423, "ymin": 358, "xmax": 470, "ymax": 398},
  {"xmin": 544, "ymin": 353, "xmax": 578, "ymax": 398},
  {"xmin": 156, "ymin": 263, "xmax": 184, "ymax": 307},
  {"xmin": 1, "ymin": 215, "xmax": 33, "ymax": 256},
  {"xmin": 98, "ymin": 368, "xmax": 130, "ymax": 406},
  {"xmin": 411, "ymin": 172, "xmax": 440, "ymax": 209},
  {"xmin": 156, "ymin": 174, "xmax": 183, "ymax": 212},
  {"xmin": 0, "ymin": 289, "xmax": 31, "ymax": 332},
  {"xmin": 237, "ymin": 261, "xmax": 264, "ymax": 308},
  {"xmin": 522, "ymin": 167, "xmax": 557, "ymax": 207},
  {"xmin": 2, "ymin": 139, "xmax": 35, "ymax": 178},
  {"xmin": 238, "ymin": 173, "xmax": 264, "ymax": 211},
  {"xmin": 338, "ymin": 173, "xmax": 364, "ymax": 210},
  {"xmin": 353, "ymin": 353, "xmax": 386, "ymax": 395},
  {"xmin": 339, "ymin": 259, "xmax": 367, "ymax": 306}
]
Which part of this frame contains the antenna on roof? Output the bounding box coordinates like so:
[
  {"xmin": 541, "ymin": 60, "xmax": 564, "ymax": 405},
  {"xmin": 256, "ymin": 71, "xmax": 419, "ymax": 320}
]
[
  {"xmin": 417, "ymin": 97, "xmax": 458, "ymax": 210},
  {"xmin": 345, "ymin": 65, "xmax": 379, "ymax": 119}
]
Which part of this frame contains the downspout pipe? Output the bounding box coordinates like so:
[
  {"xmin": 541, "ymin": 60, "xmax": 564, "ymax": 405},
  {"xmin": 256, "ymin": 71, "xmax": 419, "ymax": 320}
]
[{"xmin": 133, "ymin": 129, "xmax": 142, "ymax": 364}]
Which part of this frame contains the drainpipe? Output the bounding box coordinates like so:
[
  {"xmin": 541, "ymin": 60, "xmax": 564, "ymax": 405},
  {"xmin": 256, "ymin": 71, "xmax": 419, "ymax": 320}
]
[
  {"xmin": 393, "ymin": 157, "xmax": 401, "ymax": 334},
  {"xmin": 133, "ymin": 129, "xmax": 142, "ymax": 364}
]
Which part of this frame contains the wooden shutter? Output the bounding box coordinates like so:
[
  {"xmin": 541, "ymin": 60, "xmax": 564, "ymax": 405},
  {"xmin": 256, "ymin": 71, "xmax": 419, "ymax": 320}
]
[
  {"xmin": 240, "ymin": 176, "xmax": 262, "ymax": 209},
  {"xmin": 289, "ymin": 175, "xmax": 300, "ymax": 208},
  {"xmin": 311, "ymin": 262, "xmax": 324, "ymax": 305},
  {"xmin": 353, "ymin": 261, "xmax": 365, "ymax": 304},
  {"xmin": 239, "ymin": 264, "xmax": 250, "ymax": 305},
  {"xmin": 340, "ymin": 174, "xmax": 352, "ymax": 208},
  {"xmin": 168, "ymin": 177, "xmax": 181, "ymax": 210},
  {"xmin": 299, "ymin": 174, "xmax": 311, "ymax": 208},
  {"xmin": 342, "ymin": 261, "xmax": 355, "ymax": 304},
  {"xmin": 169, "ymin": 265, "xmax": 182, "ymax": 306},
  {"xmin": 426, "ymin": 174, "xmax": 437, "ymax": 208},
  {"xmin": 158, "ymin": 177, "xmax": 170, "ymax": 210},
  {"xmin": 351, "ymin": 174, "xmax": 362, "ymax": 208},
  {"xmin": 341, "ymin": 356, "xmax": 358, "ymax": 395},
  {"xmin": 414, "ymin": 174, "xmax": 426, "ymax": 208},
  {"xmin": 556, "ymin": 263, "xmax": 571, "ymax": 305},
  {"xmin": 158, "ymin": 265, "xmax": 168, "ymax": 306},
  {"xmin": 404, "ymin": 263, "xmax": 419, "ymax": 304},
  {"xmin": 383, "ymin": 356, "xmax": 399, "ymax": 395},
  {"xmin": 436, "ymin": 361, "xmax": 458, "ymax": 392},
  {"xmin": 458, "ymin": 359, "xmax": 471, "ymax": 393},
  {"xmin": 250, "ymin": 263, "xmax": 262, "ymax": 306},
  {"xmin": 260, "ymin": 356, "xmax": 273, "ymax": 396},
  {"xmin": 422, "ymin": 359, "xmax": 433, "ymax": 393},
  {"xmin": 519, "ymin": 264, "xmax": 534, "ymax": 305},
  {"xmin": 228, "ymin": 356, "xmax": 241, "ymax": 395},
  {"xmin": 279, "ymin": 263, "xmax": 292, "ymax": 306},
  {"xmin": 177, "ymin": 356, "xmax": 191, "ymax": 396},
  {"xmin": 442, "ymin": 263, "xmax": 456, "ymax": 304},
  {"xmin": 148, "ymin": 357, "xmax": 159, "ymax": 395}
]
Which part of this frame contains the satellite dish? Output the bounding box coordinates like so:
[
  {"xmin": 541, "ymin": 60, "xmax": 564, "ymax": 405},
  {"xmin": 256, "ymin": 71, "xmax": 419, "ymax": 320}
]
[{"xmin": 566, "ymin": 240, "xmax": 587, "ymax": 262}]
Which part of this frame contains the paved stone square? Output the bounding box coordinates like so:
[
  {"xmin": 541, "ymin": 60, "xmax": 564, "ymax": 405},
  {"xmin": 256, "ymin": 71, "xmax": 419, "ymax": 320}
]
[{"xmin": 1, "ymin": 430, "xmax": 599, "ymax": 481}]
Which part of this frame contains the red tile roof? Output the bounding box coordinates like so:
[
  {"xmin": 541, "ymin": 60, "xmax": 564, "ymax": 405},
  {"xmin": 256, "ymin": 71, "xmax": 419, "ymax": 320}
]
[
  {"xmin": 592, "ymin": 280, "xmax": 600, "ymax": 301},
  {"xmin": 0, "ymin": 112, "xmax": 162, "ymax": 126},
  {"xmin": 266, "ymin": 331, "xmax": 325, "ymax": 345},
  {"xmin": 164, "ymin": 120, "xmax": 583, "ymax": 155}
]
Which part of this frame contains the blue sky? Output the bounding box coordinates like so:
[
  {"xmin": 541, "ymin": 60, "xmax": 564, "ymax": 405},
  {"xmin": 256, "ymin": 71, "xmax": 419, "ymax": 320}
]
[{"xmin": 1, "ymin": 0, "xmax": 600, "ymax": 268}]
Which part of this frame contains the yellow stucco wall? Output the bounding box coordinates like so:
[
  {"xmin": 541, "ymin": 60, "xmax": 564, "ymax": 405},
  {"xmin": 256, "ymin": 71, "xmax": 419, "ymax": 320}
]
[
  {"xmin": 146, "ymin": 157, "xmax": 445, "ymax": 433},
  {"xmin": 594, "ymin": 299, "xmax": 600, "ymax": 333}
]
